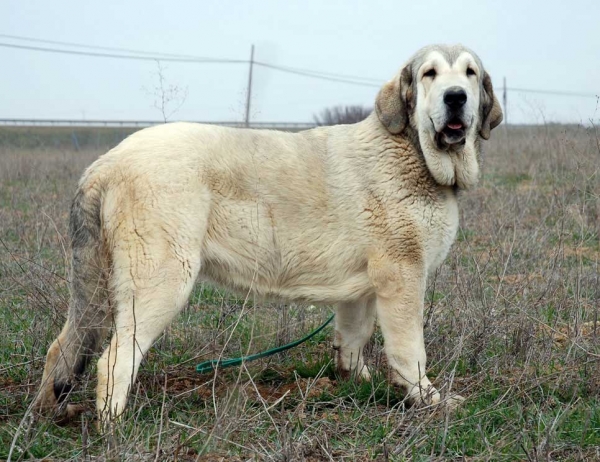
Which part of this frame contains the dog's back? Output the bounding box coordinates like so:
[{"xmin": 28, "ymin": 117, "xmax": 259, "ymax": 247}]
[{"xmin": 96, "ymin": 121, "xmax": 375, "ymax": 302}]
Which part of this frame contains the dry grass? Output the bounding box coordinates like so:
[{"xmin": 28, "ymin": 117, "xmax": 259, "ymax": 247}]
[{"xmin": 1, "ymin": 124, "xmax": 599, "ymax": 461}]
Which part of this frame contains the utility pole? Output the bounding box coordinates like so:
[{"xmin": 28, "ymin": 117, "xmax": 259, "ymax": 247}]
[
  {"xmin": 244, "ymin": 44, "xmax": 255, "ymax": 128},
  {"xmin": 503, "ymin": 76, "xmax": 508, "ymax": 126}
]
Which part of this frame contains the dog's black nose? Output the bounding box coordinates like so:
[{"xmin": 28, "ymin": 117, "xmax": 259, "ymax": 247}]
[{"xmin": 444, "ymin": 87, "xmax": 467, "ymax": 109}]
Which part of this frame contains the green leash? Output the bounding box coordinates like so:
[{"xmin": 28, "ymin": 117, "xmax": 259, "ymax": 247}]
[{"xmin": 196, "ymin": 313, "xmax": 335, "ymax": 374}]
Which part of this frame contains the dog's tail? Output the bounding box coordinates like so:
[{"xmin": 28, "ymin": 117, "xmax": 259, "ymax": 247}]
[{"xmin": 35, "ymin": 174, "xmax": 111, "ymax": 417}]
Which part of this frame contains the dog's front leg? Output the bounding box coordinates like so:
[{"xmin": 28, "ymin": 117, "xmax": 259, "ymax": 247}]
[{"xmin": 368, "ymin": 255, "xmax": 441, "ymax": 406}]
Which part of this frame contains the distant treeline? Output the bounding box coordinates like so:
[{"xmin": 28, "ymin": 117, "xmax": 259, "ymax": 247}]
[{"xmin": 0, "ymin": 126, "xmax": 140, "ymax": 150}]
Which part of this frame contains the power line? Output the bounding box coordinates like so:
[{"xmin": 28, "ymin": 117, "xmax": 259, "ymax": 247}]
[
  {"xmin": 254, "ymin": 62, "xmax": 380, "ymax": 88},
  {"xmin": 255, "ymin": 61, "xmax": 382, "ymax": 85},
  {"xmin": 0, "ymin": 40, "xmax": 381, "ymax": 87},
  {"xmin": 506, "ymin": 87, "xmax": 597, "ymax": 98},
  {"xmin": 0, "ymin": 33, "xmax": 216, "ymax": 60},
  {"xmin": 0, "ymin": 36, "xmax": 597, "ymax": 97},
  {"xmin": 0, "ymin": 42, "xmax": 246, "ymax": 64},
  {"xmin": 1, "ymin": 33, "xmax": 385, "ymax": 85}
]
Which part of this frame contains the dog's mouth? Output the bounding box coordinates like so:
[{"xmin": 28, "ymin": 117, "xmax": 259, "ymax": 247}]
[
  {"xmin": 432, "ymin": 116, "xmax": 469, "ymax": 151},
  {"xmin": 430, "ymin": 115, "xmax": 469, "ymax": 151},
  {"xmin": 441, "ymin": 119, "xmax": 466, "ymax": 142}
]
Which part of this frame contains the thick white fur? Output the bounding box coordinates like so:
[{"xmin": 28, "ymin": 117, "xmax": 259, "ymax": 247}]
[
  {"xmin": 36, "ymin": 45, "xmax": 502, "ymax": 426},
  {"xmin": 91, "ymin": 117, "xmax": 460, "ymax": 420}
]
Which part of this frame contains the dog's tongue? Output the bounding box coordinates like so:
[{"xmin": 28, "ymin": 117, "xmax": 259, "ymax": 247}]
[{"xmin": 447, "ymin": 122, "xmax": 463, "ymax": 130}]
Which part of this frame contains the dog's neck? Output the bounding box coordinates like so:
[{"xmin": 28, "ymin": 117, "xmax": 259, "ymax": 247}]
[
  {"xmin": 414, "ymin": 127, "xmax": 481, "ymax": 190},
  {"xmin": 359, "ymin": 115, "xmax": 481, "ymax": 191}
]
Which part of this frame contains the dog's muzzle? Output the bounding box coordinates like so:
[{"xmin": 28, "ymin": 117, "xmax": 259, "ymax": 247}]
[{"xmin": 437, "ymin": 87, "xmax": 468, "ymax": 147}]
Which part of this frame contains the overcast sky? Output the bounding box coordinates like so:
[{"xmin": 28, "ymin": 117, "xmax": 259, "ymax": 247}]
[{"xmin": 1, "ymin": 0, "xmax": 599, "ymax": 124}]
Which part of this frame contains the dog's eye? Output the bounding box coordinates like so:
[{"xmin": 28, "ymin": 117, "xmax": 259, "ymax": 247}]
[
  {"xmin": 466, "ymin": 68, "xmax": 476, "ymax": 77},
  {"xmin": 423, "ymin": 69, "xmax": 436, "ymax": 78}
]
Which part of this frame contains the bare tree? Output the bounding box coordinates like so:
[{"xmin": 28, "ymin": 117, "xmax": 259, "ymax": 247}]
[
  {"xmin": 313, "ymin": 105, "xmax": 372, "ymax": 126},
  {"xmin": 144, "ymin": 61, "xmax": 189, "ymax": 122}
]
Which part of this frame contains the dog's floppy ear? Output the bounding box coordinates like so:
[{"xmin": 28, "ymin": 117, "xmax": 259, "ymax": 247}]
[
  {"xmin": 376, "ymin": 65, "xmax": 413, "ymax": 134},
  {"xmin": 479, "ymin": 71, "xmax": 503, "ymax": 140}
]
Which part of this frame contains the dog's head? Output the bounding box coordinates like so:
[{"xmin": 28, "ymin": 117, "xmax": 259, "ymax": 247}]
[{"xmin": 376, "ymin": 44, "xmax": 503, "ymax": 146}]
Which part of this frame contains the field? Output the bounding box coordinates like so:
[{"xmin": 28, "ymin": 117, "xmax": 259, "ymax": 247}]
[{"xmin": 1, "ymin": 124, "xmax": 599, "ymax": 461}]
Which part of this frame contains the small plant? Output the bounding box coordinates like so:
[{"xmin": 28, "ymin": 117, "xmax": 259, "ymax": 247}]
[{"xmin": 143, "ymin": 60, "xmax": 188, "ymax": 122}]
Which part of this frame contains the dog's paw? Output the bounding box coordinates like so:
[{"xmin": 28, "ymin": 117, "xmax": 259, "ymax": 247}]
[
  {"xmin": 336, "ymin": 364, "xmax": 372, "ymax": 382},
  {"xmin": 356, "ymin": 365, "xmax": 372, "ymax": 382},
  {"xmin": 406, "ymin": 389, "xmax": 465, "ymax": 412},
  {"xmin": 442, "ymin": 393, "xmax": 465, "ymax": 409},
  {"xmin": 49, "ymin": 403, "xmax": 87, "ymax": 426}
]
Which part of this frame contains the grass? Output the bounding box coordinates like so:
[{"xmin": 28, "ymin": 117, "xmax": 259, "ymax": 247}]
[{"xmin": 1, "ymin": 124, "xmax": 599, "ymax": 460}]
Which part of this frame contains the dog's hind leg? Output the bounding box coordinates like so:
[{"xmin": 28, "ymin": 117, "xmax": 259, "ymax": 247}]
[
  {"xmin": 333, "ymin": 296, "xmax": 376, "ymax": 380},
  {"xmin": 34, "ymin": 187, "xmax": 110, "ymax": 422},
  {"xmin": 95, "ymin": 241, "xmax": 202, "ymax": 429}
]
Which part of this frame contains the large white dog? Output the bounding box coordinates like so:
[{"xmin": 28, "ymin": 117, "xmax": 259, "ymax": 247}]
[{"xmin": 35, "ymin": 44, "xmax": 502, "ymax": 426}]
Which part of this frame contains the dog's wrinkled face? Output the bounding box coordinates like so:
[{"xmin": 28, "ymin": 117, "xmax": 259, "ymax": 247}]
[
  {"xmin": 415, "ymin": 49, "xmax": 481, "ymax": 148},
  {"xmin": 375, "ymin": 44, "xmax": 503, "ymax": 147},
  {"xmin": 375, "ymin": 44, "xmax": 503, "ymax": 188}
]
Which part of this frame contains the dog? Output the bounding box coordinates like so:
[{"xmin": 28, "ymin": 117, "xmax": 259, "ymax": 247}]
[{"xmin": 34, "ymin": 44, "xmax": 502, "ymax": 427}]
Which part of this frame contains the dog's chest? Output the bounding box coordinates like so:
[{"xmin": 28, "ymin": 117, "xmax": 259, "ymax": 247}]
[{"xmin": 419, "ymin": 190, "xmax": 459, "ymax": 273}]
